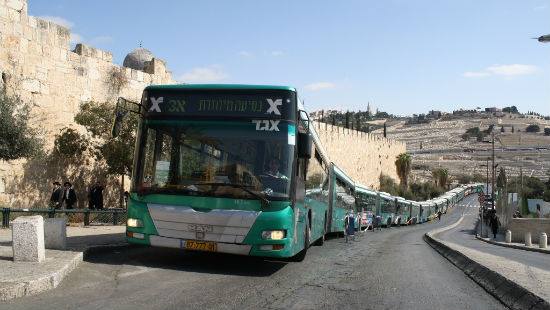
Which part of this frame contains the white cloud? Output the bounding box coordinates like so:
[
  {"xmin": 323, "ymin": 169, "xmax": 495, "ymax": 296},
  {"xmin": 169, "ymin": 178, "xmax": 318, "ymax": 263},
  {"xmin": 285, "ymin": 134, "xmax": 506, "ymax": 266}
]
[
  {"xmin": 534, "ymin": 4, "xmax": 548, "ymax": 10},
  {"xmin": 70, "ymin": 33, "xmax": 83, "ymax": 44},
  {"xmin": 486, "ymin": 64, "xmax": 539, "ymax": 76},
  {"xmin": 462, "ymin": 71, "xmax": 490, "ymax": 78},
  {"xmin": 38, "ymin": 15, "xmax": 74, "ymax": 28},
  {"xmin": 89, "ymin": 36, "xmax": 114, "ymax": 46},
  {"xmin": 304, "ymin": 82, "xmax": 336, "ymax": 91},
  {"xmin": 271, "ymin": 50, "xmax": 284, "ymax": 56},
  {"xmin": 463, "ymin": 64, "xmax": 539, "ymax": 78},
  {"xmin": 178, "ymin": 65, "xmax": 228, "ymax": 83},
  {"xmin": 238, "ymin": 51, "xmax": 252, "ymax": 57}
]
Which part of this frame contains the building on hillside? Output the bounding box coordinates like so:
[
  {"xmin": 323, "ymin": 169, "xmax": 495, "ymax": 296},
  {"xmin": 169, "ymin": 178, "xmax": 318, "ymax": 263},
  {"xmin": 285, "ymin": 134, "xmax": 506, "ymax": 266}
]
[
  {"xmin": 485, "ymin": 107, "xmax": 502, "ymax": 113},
  {"xmin": 427, "ymin": 110, "xmax": 442, "ymax": 119}
]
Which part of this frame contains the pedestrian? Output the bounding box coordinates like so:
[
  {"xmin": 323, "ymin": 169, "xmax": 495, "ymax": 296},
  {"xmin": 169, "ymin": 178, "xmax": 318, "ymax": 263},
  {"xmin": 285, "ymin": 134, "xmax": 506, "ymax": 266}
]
[
  {"xmin": 344, "ymin": 211, "xmax": 356, "ymax": 243},
  {"xmin": 88, "ymin": 181, "xmax": 104, "ymax": 210},
  {"xmin": 49, "ymin": 181, "xmax": 63, "ymax": 209},
  {"xmin": 437, "ymin": 211, "xmax": 442, "ymax": 221},
  {"xmin": 123, "ymin": 191, "xmax": 130, "ymax": 208},
  {"xmin": 374, "ymin": 215, "xmax": 382, "ymax": 231},
  {"xmin": 489, "ymin": 213, "xmax": 500, "ymax": 239},
  {"xmin": 62, "ymin": 181, "xmax": 77, "ymax": 209}
]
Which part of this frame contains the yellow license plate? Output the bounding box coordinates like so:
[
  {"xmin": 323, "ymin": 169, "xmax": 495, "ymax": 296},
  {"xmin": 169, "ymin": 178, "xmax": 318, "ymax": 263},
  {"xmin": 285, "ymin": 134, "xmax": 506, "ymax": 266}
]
[{"xmin": 185, "ymin": 240, "xmax": 217, "ymax": 252}]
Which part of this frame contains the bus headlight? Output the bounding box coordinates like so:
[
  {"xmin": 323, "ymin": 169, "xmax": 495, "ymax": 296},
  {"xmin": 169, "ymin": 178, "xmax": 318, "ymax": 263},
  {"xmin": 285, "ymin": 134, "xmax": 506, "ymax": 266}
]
[
  {"xmin": 261, "ymin": 230, "xmax": 286, "ymax": 240},
  {"xmin": 127, "ymin": 218, "xmax": 143, "ymax": 228}
]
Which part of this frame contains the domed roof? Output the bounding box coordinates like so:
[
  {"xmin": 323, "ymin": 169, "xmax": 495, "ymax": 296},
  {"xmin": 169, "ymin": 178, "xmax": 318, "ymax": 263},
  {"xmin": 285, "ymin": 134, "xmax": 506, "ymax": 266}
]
[{"xmin": 123, "ymin": 48, "xmax": 154, "ymax": 71}]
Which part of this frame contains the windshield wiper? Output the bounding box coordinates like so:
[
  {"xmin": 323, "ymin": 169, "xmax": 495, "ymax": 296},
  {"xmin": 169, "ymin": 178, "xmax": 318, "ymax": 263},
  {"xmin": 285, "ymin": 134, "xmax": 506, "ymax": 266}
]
[{"xmin": 197, "ymin": 182, "xmax": 271, "ymax": 207}]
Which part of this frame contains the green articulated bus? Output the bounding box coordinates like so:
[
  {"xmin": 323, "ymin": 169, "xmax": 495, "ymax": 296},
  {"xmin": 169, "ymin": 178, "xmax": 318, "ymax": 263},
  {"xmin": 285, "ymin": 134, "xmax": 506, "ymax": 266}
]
[
  {"xmin": 354, "ymin": 185, "xmax": 378, "ymax": 229},
  {"xmin": 379, "ymin": 192, "xmax": 396, "ymax": 227},
  {"xmin": 121, "ymin": 84, "xmax": 340, "ymax": 261},
  {"xmin": 328, "ymin": 165, "xmax": 356, "ymax": 234}
]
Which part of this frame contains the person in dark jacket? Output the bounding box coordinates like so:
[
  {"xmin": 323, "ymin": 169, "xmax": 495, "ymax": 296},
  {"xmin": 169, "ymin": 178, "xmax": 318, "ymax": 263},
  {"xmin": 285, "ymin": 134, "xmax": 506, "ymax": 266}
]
[
  {"xmin": 62, "ymin": 181, "xmax": 77, "ymax": 209},
  {"xmin": 49, "ymin": 181, "xmax": 63, "ymax": 208},
  {"xmin": 489, "ymin": 213, "xmax": 500, "ymax": 239},
  {"xmin": 344, "ymin": 211, "xmax": 356, "ymax": 243},
  {"xmin": 88, "ymin": 181, "xmax": 104, "ymax": 210}
]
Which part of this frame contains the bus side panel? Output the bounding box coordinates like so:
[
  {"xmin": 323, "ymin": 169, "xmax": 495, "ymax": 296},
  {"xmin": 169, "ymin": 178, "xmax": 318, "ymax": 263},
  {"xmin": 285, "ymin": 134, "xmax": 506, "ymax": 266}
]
[{"xmin": 306, "ymin": 198, "xmax": 329, "ymax": 242}]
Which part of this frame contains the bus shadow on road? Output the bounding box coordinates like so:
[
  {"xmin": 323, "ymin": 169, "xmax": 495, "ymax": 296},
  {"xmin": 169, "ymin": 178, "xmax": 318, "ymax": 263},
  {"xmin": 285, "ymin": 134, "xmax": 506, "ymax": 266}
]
[{"xmin": 85, "ymin": 245, "xmax": 286, "ymax": 277}]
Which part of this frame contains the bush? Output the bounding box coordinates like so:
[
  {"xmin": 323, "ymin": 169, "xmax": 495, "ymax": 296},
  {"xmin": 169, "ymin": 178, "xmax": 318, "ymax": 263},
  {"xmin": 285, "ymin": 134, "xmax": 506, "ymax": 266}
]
[
  {"xmin": 544, "ymin": 128, "xmax": 550, "ymax": 136},
  {"xmin": 525, "ymin": 124, "xmax": 540, "ymax": 133},
  {"xmin": 0, "ymin": 88, "xmax": 43, "ymax": 160}
]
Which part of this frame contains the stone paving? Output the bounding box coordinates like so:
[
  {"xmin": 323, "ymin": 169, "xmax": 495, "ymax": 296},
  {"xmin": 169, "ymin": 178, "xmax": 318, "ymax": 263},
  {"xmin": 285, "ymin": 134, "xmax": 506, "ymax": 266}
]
[{"xmin": 0, "ymin": 225, "xmax": 125, "ymax": 301}]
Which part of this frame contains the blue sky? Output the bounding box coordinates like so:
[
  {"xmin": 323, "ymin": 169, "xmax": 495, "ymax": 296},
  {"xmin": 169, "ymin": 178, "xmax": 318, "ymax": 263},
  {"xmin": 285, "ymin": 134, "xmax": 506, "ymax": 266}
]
[{"xmin": 30, "ymin": 0, "xmax": 550, "ymax": 116}]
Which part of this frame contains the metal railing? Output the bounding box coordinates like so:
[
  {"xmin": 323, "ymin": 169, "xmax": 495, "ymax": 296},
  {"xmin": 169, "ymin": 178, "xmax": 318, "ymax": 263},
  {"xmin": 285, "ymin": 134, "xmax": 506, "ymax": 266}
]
[{"xmin": 1, "ymin": 207, "xmax": 127, "ymax": 228}]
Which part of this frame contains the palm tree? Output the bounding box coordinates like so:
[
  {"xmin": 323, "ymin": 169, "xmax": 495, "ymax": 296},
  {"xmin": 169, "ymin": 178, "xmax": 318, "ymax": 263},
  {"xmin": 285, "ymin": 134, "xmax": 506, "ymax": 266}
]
[
  {"xmin": 395, "ymin": 153, "xmax": 412, "ymax": 188},
  {"xmin": 432, "ymin": 168, "xmax": 449, "ymax": 189}
]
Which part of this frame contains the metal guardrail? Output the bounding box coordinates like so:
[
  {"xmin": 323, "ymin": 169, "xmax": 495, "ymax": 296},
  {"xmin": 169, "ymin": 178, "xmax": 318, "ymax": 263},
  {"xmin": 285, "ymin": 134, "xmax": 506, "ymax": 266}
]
[{"xmin": 1, "ymin": 208, "xmax": 127, "ymax": 228}]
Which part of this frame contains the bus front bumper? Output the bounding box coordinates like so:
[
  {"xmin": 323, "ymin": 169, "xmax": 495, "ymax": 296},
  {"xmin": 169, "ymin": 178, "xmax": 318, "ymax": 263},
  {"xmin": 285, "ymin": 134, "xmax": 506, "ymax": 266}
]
[{"xmin": 149, "ymin": 235, "xmax": 252, "ymax": 255}]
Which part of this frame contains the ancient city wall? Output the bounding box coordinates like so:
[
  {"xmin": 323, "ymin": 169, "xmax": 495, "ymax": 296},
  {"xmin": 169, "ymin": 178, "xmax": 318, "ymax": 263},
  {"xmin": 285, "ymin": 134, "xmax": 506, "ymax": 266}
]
[
  {"xmin": 0, "ymin": 0, "xmax": 405, "ymax": 208},
  {"xmin": 313, "ymin": 122, "xmax": 406, "ymax": 189},
  {"xmin": 0, "ymin": 0, "xmax": 174, "ymax": 207}
]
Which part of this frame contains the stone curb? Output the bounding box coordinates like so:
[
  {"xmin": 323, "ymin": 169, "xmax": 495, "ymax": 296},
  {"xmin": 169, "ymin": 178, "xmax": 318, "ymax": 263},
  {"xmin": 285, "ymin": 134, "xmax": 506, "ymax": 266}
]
[
  {"xmin": 424, "ymin": 232, "xmax": 550, "ymax": 310},
  {"xmin": 475, "ymin": 235, "xmax": 550, "ymax": 255},
  {"xmin": 0, "ymin": 242, "xmax": 129, "ymax": 302}
]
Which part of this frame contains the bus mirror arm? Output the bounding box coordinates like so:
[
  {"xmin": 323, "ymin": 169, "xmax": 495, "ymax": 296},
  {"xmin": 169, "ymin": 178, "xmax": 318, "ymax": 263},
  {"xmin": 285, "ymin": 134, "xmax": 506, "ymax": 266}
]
[
  {"xmin": 298, "ymin": 132, "xmax": 312, "ymax": 158},
  {"xmin": 112, "ymin": 97, "xmax": 142, "ymax": 138}
]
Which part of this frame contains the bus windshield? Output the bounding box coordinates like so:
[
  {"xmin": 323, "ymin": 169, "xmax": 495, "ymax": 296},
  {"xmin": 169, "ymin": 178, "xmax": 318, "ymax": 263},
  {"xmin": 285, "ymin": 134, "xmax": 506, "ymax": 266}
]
[{"xmin": 133, "ymin": 119, "xmax": 295, "ymax": 200}]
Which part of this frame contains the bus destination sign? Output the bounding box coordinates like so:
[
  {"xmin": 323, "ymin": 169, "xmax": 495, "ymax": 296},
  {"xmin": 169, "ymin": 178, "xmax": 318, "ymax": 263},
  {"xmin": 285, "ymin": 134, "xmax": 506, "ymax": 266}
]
[{"xmin": 144, "ymin": 90, "xmax": 295, "ymax": 119}]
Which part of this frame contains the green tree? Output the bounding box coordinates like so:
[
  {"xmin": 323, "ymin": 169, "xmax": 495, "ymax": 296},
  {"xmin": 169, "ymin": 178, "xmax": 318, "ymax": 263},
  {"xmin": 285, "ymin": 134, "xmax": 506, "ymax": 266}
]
[
  {"xmin": 395, "ymin": 153, "xmax": 412, "ymax": 188},
  {"xmin": 0, "ymin": 88, "xmax": 43, "ymax": 160},
  {"xmin": 53, "ymin": 128, "xmax": 89, "ymax": 159},
  {"xmin": 525, "ymin": 124, "xmax": 540, "ymax": 133},
  {"xmin": 503, "ymin": 106, "xmax": 519, "ymax": 114},
  {"xmin": 432, "ymin": 168, "xmax": 449, "ymax": 189},
  {"xmin": 379, "ymin": 174, "xmax": 399, "ymax": 196},
  {"xmin": 74, "ymin": 101, "xmax": 138, "ymax": 206}
]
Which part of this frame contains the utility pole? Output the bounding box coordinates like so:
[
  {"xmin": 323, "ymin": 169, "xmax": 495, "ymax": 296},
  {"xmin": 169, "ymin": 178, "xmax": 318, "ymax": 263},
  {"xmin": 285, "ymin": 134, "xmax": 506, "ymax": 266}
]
[
  {"xmin": 491, "ymin": 133, "xmax": 495, "ymax": 209},
  {"xmin": 520, "ymin": 166, "xmax": 524, "ymax": 214},
  {"xmin": 486, "ymin": 159, "xmax": 489, "ymax": 195}
]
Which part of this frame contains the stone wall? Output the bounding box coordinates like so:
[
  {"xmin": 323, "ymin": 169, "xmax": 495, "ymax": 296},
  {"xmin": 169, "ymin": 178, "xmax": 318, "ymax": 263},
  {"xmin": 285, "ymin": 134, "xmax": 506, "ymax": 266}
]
[
  {"xmin": 313, "ymin": 122, "xmax": 406, "ymax": 189},
  {"xmin": 0, "ymin": 0, "xmax": 174, "ymax": 207},
  {"xmin": 0, "ymin": 0, "xmax": 405, "ymax": 207},
  {"xmin": 508, "ymin": 218, "xmax": 550, "ymax": 243}
]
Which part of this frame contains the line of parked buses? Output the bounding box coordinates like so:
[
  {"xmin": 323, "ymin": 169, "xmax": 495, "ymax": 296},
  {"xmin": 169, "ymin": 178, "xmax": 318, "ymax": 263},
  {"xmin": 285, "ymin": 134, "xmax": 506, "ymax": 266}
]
[{"xmin": 332, "ymin": 165, "xmax": 485, "ymax": 231}]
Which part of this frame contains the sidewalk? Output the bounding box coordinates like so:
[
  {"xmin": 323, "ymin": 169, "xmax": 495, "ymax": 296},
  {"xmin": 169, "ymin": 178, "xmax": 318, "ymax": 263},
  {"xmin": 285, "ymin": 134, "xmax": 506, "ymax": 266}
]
[
  {"xmin": 425, "ymin": 195, "xmax": 550, "ymax": 309},
  {"xmin": 0, "ymin": 225, "xmax": 126, "ymax": 301},
  {"xmin": 477, "ymin": 223, "xmax": 550, "ymax": 254}
]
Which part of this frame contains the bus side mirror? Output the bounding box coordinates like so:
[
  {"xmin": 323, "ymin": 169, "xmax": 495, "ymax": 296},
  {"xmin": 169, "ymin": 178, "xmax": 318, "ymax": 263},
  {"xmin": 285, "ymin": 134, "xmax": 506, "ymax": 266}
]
[{"xmin": 298, "ymin": 132, "xmax": 312, "ymax": 158}]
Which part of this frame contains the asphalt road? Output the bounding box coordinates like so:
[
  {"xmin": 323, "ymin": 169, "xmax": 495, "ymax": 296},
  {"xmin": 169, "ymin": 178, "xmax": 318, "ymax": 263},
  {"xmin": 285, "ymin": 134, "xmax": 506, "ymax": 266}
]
[
  {"xmin": 2, "ymin": 200, "xmax": 505, "ymax": 310},
  {"xmin": 436, "ymin": 194, "xmax": 550, "ymax": 271}
]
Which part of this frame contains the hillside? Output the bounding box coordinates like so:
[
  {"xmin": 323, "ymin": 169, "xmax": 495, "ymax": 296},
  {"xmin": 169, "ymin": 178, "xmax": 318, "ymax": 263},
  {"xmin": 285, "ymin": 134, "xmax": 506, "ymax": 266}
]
[{"xmin": 374, "ymin": 113, "xmax": 550, "ymax": 183}]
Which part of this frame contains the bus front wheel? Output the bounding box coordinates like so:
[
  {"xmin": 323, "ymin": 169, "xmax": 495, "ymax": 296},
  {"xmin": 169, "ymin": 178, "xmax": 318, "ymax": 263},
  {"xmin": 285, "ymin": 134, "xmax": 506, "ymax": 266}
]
[{"xmin": 291, "ymin": 221, "xmax": 310, "ymax": 262}]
